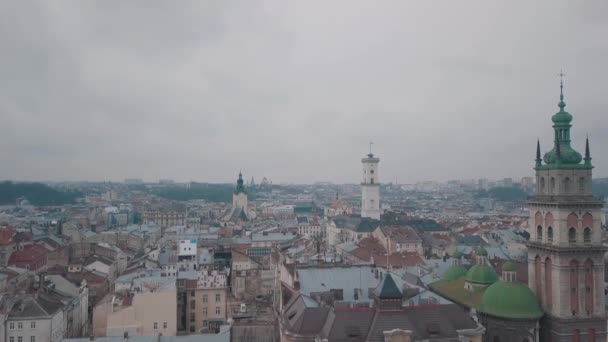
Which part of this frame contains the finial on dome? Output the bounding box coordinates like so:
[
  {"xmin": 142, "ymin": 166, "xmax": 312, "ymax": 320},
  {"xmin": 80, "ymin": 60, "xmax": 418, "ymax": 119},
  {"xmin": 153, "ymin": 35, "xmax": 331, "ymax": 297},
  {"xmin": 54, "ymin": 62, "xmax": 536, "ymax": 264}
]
[{"xmin": 558, "ymin": 70, "xmax": 566, "ymax": 111}]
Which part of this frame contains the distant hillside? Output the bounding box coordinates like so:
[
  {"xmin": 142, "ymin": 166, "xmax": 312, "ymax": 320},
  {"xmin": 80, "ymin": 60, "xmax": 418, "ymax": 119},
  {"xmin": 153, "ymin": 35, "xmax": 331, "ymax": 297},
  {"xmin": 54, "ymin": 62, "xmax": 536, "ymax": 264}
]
[
  {"xmin": 0, "ymin": 181, "xmax": 82, "ymax": 206},
  {"xmin": 153, "ymin": 183, "xmax": 234, "ymax": 202},
  {"xmin": 153, "ymin": 183, "xmax": 272, "ymax": 202}
]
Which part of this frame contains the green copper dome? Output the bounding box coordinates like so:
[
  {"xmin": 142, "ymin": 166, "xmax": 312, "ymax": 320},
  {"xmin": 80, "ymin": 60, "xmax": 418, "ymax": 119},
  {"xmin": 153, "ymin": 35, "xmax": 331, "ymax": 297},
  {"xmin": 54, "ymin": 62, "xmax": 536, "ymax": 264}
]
[
  {"xmin": 442, "ymin": 265, "xmax": 467, "ymax": 282},
  {"xmin": 502, "ymin": 261, "xmax": 516, "ymax": 272},
  {"xmin": 543, "ymin": 144, "xmax": 582, "ymax": 165},
  {"xmin": 464, "ymin": 265, "xmax": 498, "ymax": 285},
  {"xmin": 475, "ymin": 246, "xmax": 488, "ymax": 257},
  {"xmin": 480, "ymin": 282, "xmax": 543, "ymax": 320},
  {"xmin": 541, "ymin": 81, "xmax": 584, "ymax": 167}
]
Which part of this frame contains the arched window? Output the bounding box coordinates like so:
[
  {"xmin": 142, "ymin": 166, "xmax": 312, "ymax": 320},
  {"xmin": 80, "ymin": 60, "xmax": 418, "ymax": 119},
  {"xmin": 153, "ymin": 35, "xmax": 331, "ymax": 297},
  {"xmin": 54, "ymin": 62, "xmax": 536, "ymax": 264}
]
[
  {"xmin": 370, "ymin": 178, "xmax": 374, "ymax": 184},
  {"xmin": 535, "ymin": 255, "xmax": 543, "ymax": 304},
  {"xmin": 537, "ymin": 225, "xmax": 543, "ymax": 241},
  {"xmin": 535, "ymin": 211, "xmax": 543, "ymax": 226},
  {"xmin": 564, "ymin": 177, "xmax": 571, "ymax": 193},
  {"xmin": 540, "ymin": 177, "xmax": 546, "ymax": 193},
  {"xmin": 584, "ymin": 228, "xmax": 591, "ymax": 244},
  {"xmin": 545, "ymin": 257, "xmax": 553, "ymax": 308},
  {"xmin": 584, "ymin": 259, "xmax": 594, "ymax": 315},
  {"xmin": 569, "ymin": 228, "xmax": 577, "ymax": 243},
  {"xmin": 570, "ymin": 260, "xmax": 579, "ymax": 315},
  {"xmin": 550, "ymin": 177, "xmax": 556, "ymax": 194}
]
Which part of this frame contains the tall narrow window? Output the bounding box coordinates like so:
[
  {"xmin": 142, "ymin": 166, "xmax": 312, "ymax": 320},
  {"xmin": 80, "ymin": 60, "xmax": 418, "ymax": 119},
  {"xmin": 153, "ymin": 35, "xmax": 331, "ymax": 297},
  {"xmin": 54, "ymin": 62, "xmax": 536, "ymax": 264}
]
[
  {"xmin": 535, "ymin": 255, "xmax": 543, "ymax": 304},
  {"xmin": 570, "ymin": 260, "xmax": 579, "ymax": 315},
  {"xmin": 573, "ymin": 329, "xmax": 580, "ymax": 342},
  {"xmin": 588, "ymin": 328, "xmax": 595, "ymax": 342},
  {"xmin": 569, "ymin": 228, "xmax": 577, "ymax": 243},
  {"xmin": 540, "ymin": 177, "xmax": 546, "ymax": 193},
  {"xmin": 579, "ymin": 177, "xmax": 585, "ymax": 192},
  {"xmin": 584, "ymin": 228, "xmax": 591, "ymax": 244},
  {"xmin": 564, "ymin": 177, "xmax": 571, "ymax": 193},
  {"xmin": 545, "ymin": 258, "xmax": 552, "ymax": 308},
  {"xmin": 550, "ymin": 177, "xmax": 556, "ymax": 194},
  {"xmin": 584, "ymin": 259, "xmax": 594, "ymax": 315},
  {"xmin": 547, "ymin": 227, "xmax": 554, "ymax": 243},
  {"xmin": 537, "ymin": 226, "xmax": 543, "ymax": 241}
]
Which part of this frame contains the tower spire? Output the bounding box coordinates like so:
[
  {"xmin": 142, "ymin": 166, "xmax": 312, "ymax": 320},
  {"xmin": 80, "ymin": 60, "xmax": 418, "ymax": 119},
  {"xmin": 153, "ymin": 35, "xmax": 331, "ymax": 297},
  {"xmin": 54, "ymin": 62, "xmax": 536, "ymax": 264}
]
[
  {"xmin": 584, "ymin": 135, "xmax": 592, "ymax": 166},
  {"xmin": 535, "ymin": 139, "xmax": 542, "ymax": 168}
]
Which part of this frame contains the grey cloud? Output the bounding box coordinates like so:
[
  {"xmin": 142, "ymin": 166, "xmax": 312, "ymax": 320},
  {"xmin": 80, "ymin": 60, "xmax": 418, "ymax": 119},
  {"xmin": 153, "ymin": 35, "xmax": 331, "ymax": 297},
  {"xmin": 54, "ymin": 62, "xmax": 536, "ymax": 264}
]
[{"xmin": 1, "ymin": 0, "xmax": 607, "ymax": 183}]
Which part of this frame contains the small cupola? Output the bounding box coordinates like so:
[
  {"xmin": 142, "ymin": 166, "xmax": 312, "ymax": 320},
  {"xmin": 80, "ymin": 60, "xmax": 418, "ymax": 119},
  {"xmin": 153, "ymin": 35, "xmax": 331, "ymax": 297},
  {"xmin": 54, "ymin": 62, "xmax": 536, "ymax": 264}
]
[{"xmin": 501, "ymin": 261, "xmax": 517, "ymax": 282}]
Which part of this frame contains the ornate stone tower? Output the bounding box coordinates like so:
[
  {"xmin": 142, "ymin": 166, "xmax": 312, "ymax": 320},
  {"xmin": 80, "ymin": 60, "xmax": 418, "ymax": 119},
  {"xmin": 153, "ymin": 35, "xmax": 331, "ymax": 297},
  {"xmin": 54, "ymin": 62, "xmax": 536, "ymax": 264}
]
[
  {"xmin": 527, "ymin": 79, "xmax": 606, "ymax": 341},
  {"xmin": 233, "ymin": 172, "xmax": 248, "ymax": 210},
  {"xmin": 361, "ymin": 144, "xmax": 381, "ymax": 220}
]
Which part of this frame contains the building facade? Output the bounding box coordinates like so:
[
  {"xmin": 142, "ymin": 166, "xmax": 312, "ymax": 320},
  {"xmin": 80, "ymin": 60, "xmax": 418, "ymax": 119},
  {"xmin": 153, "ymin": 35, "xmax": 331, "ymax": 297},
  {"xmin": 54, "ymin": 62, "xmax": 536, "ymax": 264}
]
[
  {"xmin": 527, "ymin": 82, "xmax": 606, "ymax": 341},
  {"xmin": 178, "ymin": 271, "xmax": 228, "ymax": 334}
]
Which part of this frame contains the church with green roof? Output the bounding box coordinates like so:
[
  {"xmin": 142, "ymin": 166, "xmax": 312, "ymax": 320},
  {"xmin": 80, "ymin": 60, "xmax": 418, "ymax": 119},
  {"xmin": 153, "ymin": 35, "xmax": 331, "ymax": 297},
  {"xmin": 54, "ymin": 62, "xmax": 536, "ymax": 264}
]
[{"xmin": 430, "ymin": 80, "xmax": 606, "ymax": 342}]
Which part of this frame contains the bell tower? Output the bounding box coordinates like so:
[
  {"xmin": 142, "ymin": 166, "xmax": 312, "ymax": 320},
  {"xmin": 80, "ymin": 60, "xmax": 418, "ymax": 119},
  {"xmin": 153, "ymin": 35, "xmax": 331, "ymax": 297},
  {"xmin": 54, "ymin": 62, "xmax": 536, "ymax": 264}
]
[
  {"xmin": 233, "ymin": 172, "xmax": 248, "ymax": 210},
  {"xmin": 361, "ymin": 142, "xmax": 381, "ymax": 220},
  {"xmin": 527, "ymin": 77, "xmax": 606, "ymax": 341}
]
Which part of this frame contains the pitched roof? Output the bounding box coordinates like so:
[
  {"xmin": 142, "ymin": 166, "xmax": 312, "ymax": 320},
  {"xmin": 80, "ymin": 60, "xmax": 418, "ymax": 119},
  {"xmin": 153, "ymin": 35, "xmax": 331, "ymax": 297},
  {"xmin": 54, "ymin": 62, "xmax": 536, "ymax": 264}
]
[
  {"xmin": 366, "ymin": 305, "xmax": 477, "ymax": 342},
  {"xmin": 326, "ymin": 308, "xmax": 376, "ymax": 342},
  {"xmin": 373, "ymin": 273, "xmax": 402, "ymax": 299},
  {"xmin": 283, "ymin": 294, "xmax": 330, "ymax": 336}
]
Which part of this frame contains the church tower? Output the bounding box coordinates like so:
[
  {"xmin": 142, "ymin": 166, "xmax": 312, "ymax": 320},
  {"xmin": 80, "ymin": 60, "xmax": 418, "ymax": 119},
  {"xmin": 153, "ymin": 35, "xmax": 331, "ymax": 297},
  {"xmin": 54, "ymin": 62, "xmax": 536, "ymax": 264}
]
[
  {"xmin": 527, "ymin": 79, "xmax": 606, "ymax": 341},
  {"xmin": 361, "ymin": 144, "xmax": 381, "ymax": 220},
  {"xmin": 233, "ymin": 172, "xmax": 248, "ymax": 210}
]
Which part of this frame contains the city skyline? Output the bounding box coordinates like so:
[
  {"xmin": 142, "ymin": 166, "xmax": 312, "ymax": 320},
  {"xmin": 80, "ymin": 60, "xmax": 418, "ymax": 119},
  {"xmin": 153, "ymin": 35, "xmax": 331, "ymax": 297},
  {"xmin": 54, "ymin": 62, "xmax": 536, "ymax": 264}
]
[{"xmin": 2, "ymin": 1, "xmax": 608, "ymax": 184}]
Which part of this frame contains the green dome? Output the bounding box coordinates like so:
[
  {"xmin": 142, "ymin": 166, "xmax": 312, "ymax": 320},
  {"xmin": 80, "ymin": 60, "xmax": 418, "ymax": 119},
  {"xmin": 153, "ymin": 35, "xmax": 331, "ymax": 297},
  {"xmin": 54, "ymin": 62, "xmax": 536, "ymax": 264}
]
[
  {"xmin": 543, "ymin": 144, "xmax": 582, "ymax": 165},
  {"xmin": 480, "ymin": 281, "xmax": 543, "ymax": 320},
  {"xmin": 475, "ymin": 246, "xmax": 488, "ymax": 256},
  {"xmin": 442, "ymin": 265, "xmax": 467, "ymax": 282},
  {"xmin": 552, "ymin": 105, "xmax": 572, "ymax": 124},
  {"xmin": 464, "ymin": 265, "xmax": 498, "ymax": 285},
  {"xmin": 502, "ymin": 261, "xmax": 516, "ymax": 272}
]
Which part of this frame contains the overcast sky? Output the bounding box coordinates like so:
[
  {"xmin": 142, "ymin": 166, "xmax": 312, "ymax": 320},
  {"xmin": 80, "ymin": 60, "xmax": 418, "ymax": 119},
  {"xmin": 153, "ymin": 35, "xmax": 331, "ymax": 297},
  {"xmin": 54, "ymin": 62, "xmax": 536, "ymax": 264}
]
[{"xmin": 1, "ymin": 1, "xmax": 607, "ymax": 184}]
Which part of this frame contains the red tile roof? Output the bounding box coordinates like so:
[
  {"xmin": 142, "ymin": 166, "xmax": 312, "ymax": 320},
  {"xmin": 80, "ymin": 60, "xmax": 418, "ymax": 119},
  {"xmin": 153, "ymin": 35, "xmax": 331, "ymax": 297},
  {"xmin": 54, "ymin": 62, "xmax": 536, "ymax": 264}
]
[{"xmin": 8, "ymin": 243, "xmax": 48, "ymax": 271}]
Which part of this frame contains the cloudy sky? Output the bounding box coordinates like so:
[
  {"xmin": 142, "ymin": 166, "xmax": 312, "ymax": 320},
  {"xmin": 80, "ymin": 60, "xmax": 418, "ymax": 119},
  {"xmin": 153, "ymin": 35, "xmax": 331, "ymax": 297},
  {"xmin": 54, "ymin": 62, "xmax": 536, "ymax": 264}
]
[{"xmin": 1, "ymin": 1, "xmax": 607, "ymax": 184}]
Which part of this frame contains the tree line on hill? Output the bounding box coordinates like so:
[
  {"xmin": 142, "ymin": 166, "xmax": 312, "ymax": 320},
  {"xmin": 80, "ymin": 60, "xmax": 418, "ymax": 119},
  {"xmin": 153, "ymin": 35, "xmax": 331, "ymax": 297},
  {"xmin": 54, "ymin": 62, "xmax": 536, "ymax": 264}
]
[{"xmin": 0, "ymin": 181, "xmax": 82, "ymax": 206}]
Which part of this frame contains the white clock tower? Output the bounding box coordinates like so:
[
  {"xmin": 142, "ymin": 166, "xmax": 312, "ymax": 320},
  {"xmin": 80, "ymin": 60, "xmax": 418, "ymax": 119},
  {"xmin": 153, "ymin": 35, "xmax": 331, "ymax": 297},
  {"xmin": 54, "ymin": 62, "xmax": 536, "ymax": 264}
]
[{"xmin": 361, "ymin": 143, "xmax": 381, "ymax": 220}]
